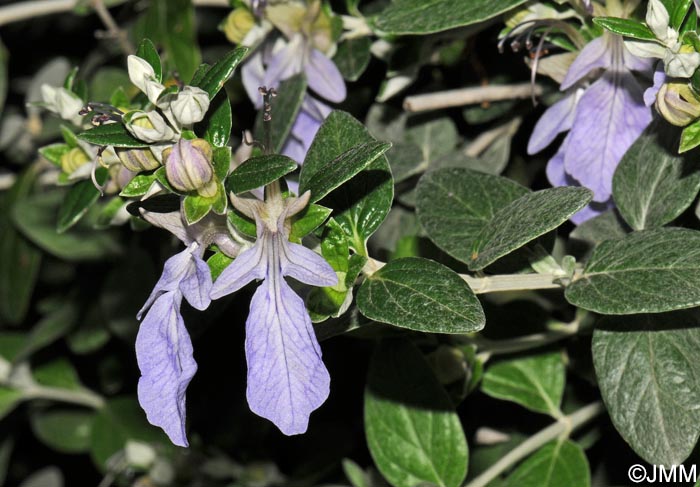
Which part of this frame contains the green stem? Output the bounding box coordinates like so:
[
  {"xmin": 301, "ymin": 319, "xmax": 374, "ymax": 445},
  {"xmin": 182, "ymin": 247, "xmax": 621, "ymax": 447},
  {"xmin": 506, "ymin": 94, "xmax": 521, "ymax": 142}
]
[
  {"xmin": 468, "ymin": 319, "xmax": 579, "ymax": 356},
  {"xmin": 464, "ymin": 401, "xmax": 605, "ymax": 487}
]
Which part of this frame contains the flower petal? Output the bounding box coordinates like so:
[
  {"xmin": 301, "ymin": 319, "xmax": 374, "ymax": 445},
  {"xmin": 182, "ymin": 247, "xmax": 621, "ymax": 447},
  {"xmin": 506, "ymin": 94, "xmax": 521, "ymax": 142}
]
[
  {"xmin": 245, "ymin": 278, "xmax": 330, "ymax": 435},
  {"xmin": 564, "ymin": 72, "xmax": 651, "ymax": 202},
  {"xmin": 136, "ymin": 291, "xmax": 197, "ymax": 447},
  {"xmin": 210, "ymin": 241, "xmax": 266, "ymax": 299},
  {"xmin": 527, "ymin": 91, "xmax": 578, "ymax": 154},
  {"xmin": 561, "ymin": 36, "xmax": 612, "ymax": 90},
  {"xmin": 280, "ymin": 238, "xmax": 337, "ymax": 287},
  {"xmin": 545, "ymin": 134, "xmax": 570, "ymax": 187},
  {"xmin": 305, "ymin": 49, "xmax": 346, "ymax": 103},
  {"xmin": 137, "ymin": 247, "xmax": 194, "ymax": 319},
  {"xmin": 263, "ymin": 36, "xmax": 304, "ymax": 89},
  {"xmin": 624, "ymin": 40, "xmax": 666, "ymax": 59},
  {"xmin": 570, "ymin": 199, "xmax": 615, "ymax": 225},
  {"xmin": 180, "ymin": 248, "xmax": 212, "ymax": 311},
  {"xmin": 242, "ymin": 50, "xmax": 266, "ymax": 108}
]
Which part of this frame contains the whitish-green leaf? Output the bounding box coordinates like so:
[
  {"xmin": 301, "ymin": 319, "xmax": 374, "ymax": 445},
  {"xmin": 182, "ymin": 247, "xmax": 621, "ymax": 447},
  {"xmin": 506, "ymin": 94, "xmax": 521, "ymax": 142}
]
[
  {"xmin": 33, "ymin": 358, "xmax": 83, "ymax": 390},
  {"xmin": 613, "ymin": 120, "xmax": 700, "ymax": 230},
  {"xmin": 12, "ymin": 192, "xmax": 121, "ymax": 261},
  {"xmin": 0, "ymin": 168, "xmax": 42, "ymax": 325},
  {"xmin": 77, "ymin": 123, "xmax": 146, "ymax": 148},
  {"xmin": 416, "ymin": 168, "xmax": 529, "ymax": 264},
  {"xmin": 365, "ymin": 340, "xmax": 468, "ymax": 487},
  {"xmin": 334, "ymin": 38, "xmax": 372, "ymax": 81},
  {"xmin": 357, "ymin": 257, "xmax": 485, "ymax": 333},
  {"xmin": 506, "ymin": 440, "xmax": 590, "ymax": 487},
  {"xmin": 31, "ymin": 409, "xmax": 94, "ymax": 454},
  {"xmin": 593, "ymin": 311, "xmax": 700, "ymax": 464},
  {"xmin": 119, "ymin": 172, "xmax": 158, "ymax": 198},
  {"xmin": 15, "ymin": 304, "xmax": 76, "ymax": 362},
  {"xmin": 300, "ymin": 140, "xmax": 391, "ymax": 203},
  {"xmin": 566, "ymin": 228, "xmax": 700, "ymax": 314},
  {"xmin": 56, "ymin": 168, "xmax": 108, "ymax": 233},
  {"xmin": 470, "ymin": 187, "xmax": 592, "ymax": 270},
  {"xmin": 254, "ymin": 74, "xmax": 307, "ymax": 153},
  {"xmin": 373, "ymin": 0, "xmax": 527, "ymax": 35},
  {"xmin": 228, "ymin": 155, "xmax": 298, "ymax": 194},
  {"xmin": 192, "ymin": 47, "xmax": 248, "ymax": 99},
  {"xmin": 481, "ymin": 351, "xmax": 565, "ymax": 418}
]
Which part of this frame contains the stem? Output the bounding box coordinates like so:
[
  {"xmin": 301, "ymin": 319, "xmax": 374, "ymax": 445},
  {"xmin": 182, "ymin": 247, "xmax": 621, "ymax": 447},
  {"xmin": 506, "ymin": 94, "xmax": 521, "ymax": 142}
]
[
  {"xmin": 364, "ymin": 258, "xmax": 570, "ymax": 294},
  {"xmin": 464, "ymin": 401, "xmax": 605, "ymax": 487},
  {"xmin": 90, "ymin": 0, "xmax": 134, "ymax": 55},
  {"xmin": 0, "ymin": 0, "xmax": 229, "ymax": 27},
  {"xmin": 469, "ymin": 319, "xmax": 579, "ymax": 356},
  {"xmin": 403, "ymin": 83, "xmax": 543, "ymax": 113},
  {"xmin": 23, "ymin": 385, "xmax": 105, "ymax": 409}
]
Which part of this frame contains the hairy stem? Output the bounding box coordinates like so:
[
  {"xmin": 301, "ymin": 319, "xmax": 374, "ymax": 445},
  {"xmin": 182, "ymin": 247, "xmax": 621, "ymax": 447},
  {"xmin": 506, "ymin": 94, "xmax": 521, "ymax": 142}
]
[
  {"xmin": 464, "ymin": 401, "xmax": 605, "ymax": 487},
  {"xmin": 403, "ymin": 83, "xmax": 543, "ymax": 113},
  {"xmin": 23, "ymin": 385, "xmax": 105, "ymax": 409},
  {"xmin": 90, "ymin": 0, "xmax": 134, "ymax": 55}
]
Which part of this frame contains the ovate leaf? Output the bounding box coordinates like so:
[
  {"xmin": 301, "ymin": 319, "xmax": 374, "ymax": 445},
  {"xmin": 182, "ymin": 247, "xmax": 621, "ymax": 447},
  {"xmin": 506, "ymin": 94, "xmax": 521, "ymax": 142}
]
[
  {"xmin": 593, "ymin": 17, "xmax": 656, "ymax": 40},
  {"xmin": 31, "ymin": 409, "xmax": 94, "ymax": 454},
  {"xmin": 77, "ymin": 124, "xmax": 146, "ymax": 148},
  {"xmin": 228, "ymin": 155, "xmax": 298, "ymax": 194},
  {"xmin": 192, "ymin": 47, "xmax": 248, "ymax": 99},
  {"xmin": 506, "ymin": 440, "xmax": 590, "ymax": 487},
  {"xmin": 593, "ymin": 311, "xmax": 700, "ymax": 465},
  {"xmin": 357, "ymin": 257, "xmax": 485, "ymax": 333},
  {"xmin": 365, "ymin": 340, "xmax": 468, "ymax": 487}
]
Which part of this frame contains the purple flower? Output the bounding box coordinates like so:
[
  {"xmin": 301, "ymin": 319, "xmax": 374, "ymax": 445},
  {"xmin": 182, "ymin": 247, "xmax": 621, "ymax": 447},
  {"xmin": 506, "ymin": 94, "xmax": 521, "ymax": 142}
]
[
  {"xmin": 210, "ymin": 192, "xmax": 337, "ymax": 434},
  {"xmin": 528, "ymin": 33, "xmax": 653, "ymax": 223},
  {"xmin": 242, "ymin": 35, "xmax": 345, "ymax": 162},
  {"xmin": 136, "ymin": 241, "xmax": 212, "ymax": 447}
]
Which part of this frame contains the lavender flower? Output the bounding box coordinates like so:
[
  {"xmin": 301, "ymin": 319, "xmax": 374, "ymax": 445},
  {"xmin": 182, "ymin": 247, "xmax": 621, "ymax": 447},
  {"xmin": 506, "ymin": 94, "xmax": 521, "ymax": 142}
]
[
  {"xmin": 135, "ymin": 194, "xmax": 241, "ymax": 447},
  {"xmin": 210, "ymin": 191, "xmax": 337, "ymax": 434},
  {"xmin": 527, "ymin": 31, "xmax": 652, "ymax": 223}
]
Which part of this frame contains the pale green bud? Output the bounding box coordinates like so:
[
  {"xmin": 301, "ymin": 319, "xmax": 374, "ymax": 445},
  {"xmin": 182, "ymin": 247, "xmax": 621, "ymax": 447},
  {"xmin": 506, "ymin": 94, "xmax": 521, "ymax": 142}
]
[
  {"xmin": 60, "ymin": 147, "xmax": 90, "ymax": 174},
  {"xmin": 124, "ymin": 110, "xmax": 177, "ymax": 143},
  {"xmin": 656, "ymin": 82, "xmax": 700, "ymax": 126},
  {"xmin": 223, "ymin": 7, "xmax": 256, "ymax": 44},
  {"xmin": 170, "ymin": 86, "xmax": 210, "ymax": 126},
  {"xmin": 116, "ymin": 147, "xmax": 161, "ymax": 172}
]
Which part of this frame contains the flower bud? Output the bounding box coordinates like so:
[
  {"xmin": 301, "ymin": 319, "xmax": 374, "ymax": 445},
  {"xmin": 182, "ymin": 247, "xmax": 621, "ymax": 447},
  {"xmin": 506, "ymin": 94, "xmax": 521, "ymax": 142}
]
[
  {"xmin": 40, "ymin": 84, "xmax": 84, "ymax": 125},
  {"xmin": 170, "ymin": 86, "xmax": 210, "ymax": 126},
  {"xmin": 127, "ymin": 55, "xmax": 165, "ymax": 104},
  {"xmin": 116, "ymin": 147, "xmax": 161, "ymax": 172},
  {"xmin": 124, "ymin": 110, "xmax": 177, "ymax": 143},
  {"xmin": 647, "ymin": 0, "xmax": 673, "ymax": 43},
  {"xmin": 60, "ymin": 147, "xmax": 90, "ymax": 174},
  {"xmin": 223, "ymin": 7, "xmax": 256, "ymax": 44},
  {"xmin": 664, "ymin": 45, "xmax": 700, "ymax": 78},
  {"xmin": 164, "ymin": 138, "xmax": 217, "ymax": 197},
  {"xmin": 656, "ymin": 82, "xmax": 700, "ymax": 126}
]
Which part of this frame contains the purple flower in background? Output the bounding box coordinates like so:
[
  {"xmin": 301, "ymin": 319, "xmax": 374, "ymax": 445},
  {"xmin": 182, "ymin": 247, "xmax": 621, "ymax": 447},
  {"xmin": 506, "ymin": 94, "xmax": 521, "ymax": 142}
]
[
  {"xmin": 528, "ymin": 32, "xmax": 653, "ymax": 223},
  {"xmin": 211, "ymin": 192, "xmax": 337, "ymax": 434},
  {"xmin": 136, "ymin": 242, "xmax": 212, "ymax": 447},
  {"xmin": 242, "ymin": 35, "xmax": 345, "ymax": 162}
]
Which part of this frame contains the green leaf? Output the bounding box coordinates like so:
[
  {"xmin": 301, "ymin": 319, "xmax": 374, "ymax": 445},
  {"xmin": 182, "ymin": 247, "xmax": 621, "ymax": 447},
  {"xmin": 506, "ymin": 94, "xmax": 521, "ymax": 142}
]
[
  {"xmin": 470, "ymin": 187, "xmax": 592, "ymax": 271},
  {"xmin": 373, "ymin": 0, "xmax": 527, "ymax": 35},
  {"xmin": 254, "ymin": 74, "xmax": 307, "ymax": 154},
  {"xmin": 31, "ymin": 409, "xmax": 94, "ymax": 454},
  {"xmin": 593, "ymin": 311, "xmax": 700, "ymax": 464},
  {"xmin": 334, "ymin": 38, "xmax": 372, "ymax": 82},
  {"xmin": 192, "ymin": 47, "xmax": 249, "ymax": 99},
  {"xmin": 357, "ymin": 257, "xmax": 485, "ymax": 333},
  {"xmin": 227, "ymin": 208, "xmax": 256, "ymax": 238},
  {"xmin": 0, "ymin": 41, "xmax": 7, "ymax": 114},
  {"xmin": 56, "ymin": 168, "xmax": 108, "ymax": 233},
  {"xmin": 18, "ymin": 467, "xmax": 63, "ymax": 487},
  {"xmin": 300, "ymin": 140, "xmax": 392, "ymax": 203},
  {"xmin": 39, "ymin": 143, "xmax": 71, "ymax": 167},
  {"xmin": 613, "ymin": 119, "xmax": 700, "ymax": 230},
  {"xmin": 119, "ymin": 172, "xmax": 158, "ymax": 198},
  {"xmin": 365, "ymin": 340, "xmax": 468, "ymax": 487},
  {"xmin": 343, "ymin": 458, "xmax": 371, "ymax": 487},
  {"xmin": 200, "ymin": 91, "xmax": 232, "ymax": 147},
  {"xmin": 15, "ymin": 303, "xmax": 77, "ymax": 362},
  {"xmin": 290, "ymin": 204, "xmax": 332, "ymax": 240},
  {"xmin": 207, "ymin": 251, "xmax": 233, "ymax": 281},
  {"xmin": 0, "ymin": 168, "xmax": 42, "ymax": 325},
  {"xmin": 416, "ymin": 168, "xmax": 529, "ymax": 264},
  {"xmin": 565, "ymin": 228, "xmax": 700, "ymax": 314},
  {"xmin": 228, "ymin": 155, "xmax": 298, "ymax": 194},
  {"xmin": 67, "ymin": 309, "xmax": 110, "ymax": 355},
  {"xmin": 183, "ymin": 194, "xmax": 213, "ymax": 224},
  {"xmin": 593, "ymin": 17, "xmax": 656, "ymax": 40},
  {"xmin": 0, "ymin": 387, "xmax": 23, "ymax": 421},
  {"xmin": 77, "ymin": 124, "xmax": 147, "ymax": 148},
  {"xmin": 308, "ymin": 111, "xmax": 393, "ymax": 250},
  {"xmin": 136, "ymin": 38, "xmax": 162, "ymax": 82},
  {"xmin": 34, "ymin": 359, "xmax": 84, "ymax": 390},
  {"xmin": 12, "ymin": 191, "xmax": 121, "ymax": 261},
  {"xmin": 481, "ymin": 351, "xmax": 565, "ymax": 418},
  {"xmin": 506, "ymin": 440, "xmax": 590, "ymax": 487},
  {"xmin": 680, "ymin": 117, "xmax": 700, "ymax": 153},
  {"xmin": 140, "ymin": 0, "xmax": 200, "ymax": 81},
  {"xmin": 90, "ymin": 396, "xmax": 170, "ymax": 470}
]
